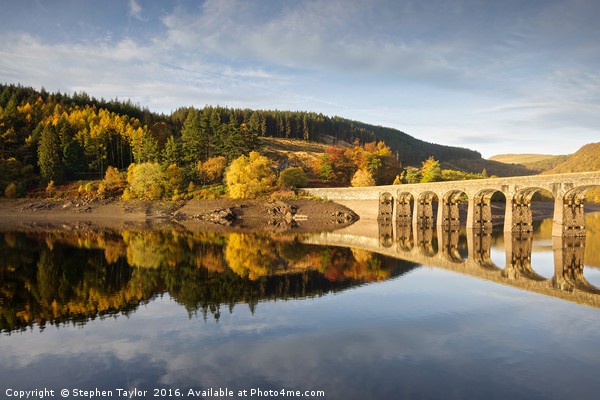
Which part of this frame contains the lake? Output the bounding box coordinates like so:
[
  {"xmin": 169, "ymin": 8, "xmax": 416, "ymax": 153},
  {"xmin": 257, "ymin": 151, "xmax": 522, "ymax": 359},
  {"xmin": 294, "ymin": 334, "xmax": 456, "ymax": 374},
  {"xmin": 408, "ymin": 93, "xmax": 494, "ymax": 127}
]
[{"xmin": 1, "ymin": 213, "xmax": 600, "ymax": 400}]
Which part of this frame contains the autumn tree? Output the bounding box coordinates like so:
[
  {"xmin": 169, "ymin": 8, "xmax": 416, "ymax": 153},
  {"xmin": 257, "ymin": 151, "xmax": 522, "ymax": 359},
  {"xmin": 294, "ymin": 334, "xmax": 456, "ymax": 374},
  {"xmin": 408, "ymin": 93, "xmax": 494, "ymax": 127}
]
[
  {"xmin": 420, "ymin": 156, "xmax": 442, "ymax": 183},
  {"xmin": 98, "ymin": 166, "xmax": 126, "ymax": 197},
  {"xmin": 224, "ymin": 151, "xmax": 275, "ymax": 198},
  {"xmin": 164, "ymin": 163, "xmax": 186, "ymax": 197},
  {"xmin": 197, "ymin": 156, "xmax": 227, "ymax": 185},
  {"xmin": 404, "ymin": 168, "xmax": 421, "ymax": 184},
  {"xmin": 318, "ymin": 146, "xmax": 354, "ymax": 185},
  {"xmin": 346, "ymin": 141, "xmax": 399, "ymax": 185},
  {"xmin": 124, "ymin": 162, "xmax": 165, "ymax": 200},
  {"xmin": 351, "ymin": 169, "xmax": 375, "ymax": 187}
]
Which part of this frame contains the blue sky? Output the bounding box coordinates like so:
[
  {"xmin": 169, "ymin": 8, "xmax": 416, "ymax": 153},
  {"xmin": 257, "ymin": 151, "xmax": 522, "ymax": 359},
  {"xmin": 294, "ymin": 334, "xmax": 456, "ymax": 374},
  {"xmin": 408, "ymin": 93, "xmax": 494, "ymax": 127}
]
[{"xmin": 0, "ymin": 0, "xmax": 598, "ymax": 157}]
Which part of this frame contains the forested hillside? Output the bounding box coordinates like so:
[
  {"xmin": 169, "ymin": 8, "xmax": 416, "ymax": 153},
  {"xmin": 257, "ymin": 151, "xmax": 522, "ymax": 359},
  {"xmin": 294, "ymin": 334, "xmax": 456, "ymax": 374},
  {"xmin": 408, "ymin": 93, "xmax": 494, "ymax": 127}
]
[
  {"xmin": 0, "ymin": 83, "xmax": 485, "ymax": 195},
  {"xmin": 543, "ymin": 142, "xmax": 600, "ymax": 174},
  {"xmin": 0, "ymin": 84, "xmax": 544, "ymax": 197}
]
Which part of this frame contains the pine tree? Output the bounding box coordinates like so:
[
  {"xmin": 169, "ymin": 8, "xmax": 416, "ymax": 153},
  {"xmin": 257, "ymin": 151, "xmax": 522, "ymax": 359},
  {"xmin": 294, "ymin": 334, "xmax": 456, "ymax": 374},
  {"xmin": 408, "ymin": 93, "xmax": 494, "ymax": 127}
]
[
  {"xmin": 209, "ymin": 109, "xmax": 224, "ymax": 157},
  {"xmin": 181, "ymin": 109, "xmax": 203, "ymax": 165},
  {"xmin": 162, "ymin": 135, "xmax": 182, "ymax": 166},
  {"xmin": 303, "ymin": 114, "xmax": 310, "ymax": 141},
  {"xmin": 223, "ymin": 117, "xmax": 243, "ymax": 160},
  {"xmin": 38, "ymin": 124, "xmax": 62, "ymax": 181}
]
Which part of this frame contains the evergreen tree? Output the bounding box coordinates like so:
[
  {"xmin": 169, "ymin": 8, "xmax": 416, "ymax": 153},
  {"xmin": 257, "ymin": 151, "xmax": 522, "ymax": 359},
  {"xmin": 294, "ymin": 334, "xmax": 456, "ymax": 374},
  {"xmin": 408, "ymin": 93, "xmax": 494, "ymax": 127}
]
[
  {"xmin": 209, "ymin": 109, "xmax": 224, "ymax": 157},
  {"xmin": 140, "ymin": 134, "xmax": 160, "ymax": 163},
  {"xmin": 62, "ymin": 140, "xmax": 87, "ymax": 179},
  {"xmin": 162, "ymin": 135, "xmax": 182, "ymax": 166},
  {"xmin": 302, "ymin": 114, "xmax": 310, "ymax": 141},
  {"xmin": 181, "ymin": 109, "xmax": 203, "ymax": 165},
  {"xmin": 223, "ymin": 117, "xmax": 243, "ymax": 160},
  {"xmin": 38, "ymin": 124, "xmax": 62, "ymax": 181}
]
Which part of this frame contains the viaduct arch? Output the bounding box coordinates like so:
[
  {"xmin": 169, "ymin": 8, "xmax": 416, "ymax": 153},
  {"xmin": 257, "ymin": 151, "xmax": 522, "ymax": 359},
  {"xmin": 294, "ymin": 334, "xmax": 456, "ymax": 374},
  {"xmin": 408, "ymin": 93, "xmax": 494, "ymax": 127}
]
[{"xmin": 303, "ymin": 172, "xmax": 600, "ymax": 237}]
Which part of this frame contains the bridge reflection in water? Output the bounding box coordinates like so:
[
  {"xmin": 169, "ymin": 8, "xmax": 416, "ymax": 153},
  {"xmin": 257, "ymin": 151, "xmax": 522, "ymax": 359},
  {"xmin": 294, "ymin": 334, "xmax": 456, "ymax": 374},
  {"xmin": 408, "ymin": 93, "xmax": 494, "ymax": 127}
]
[{"xmin": 304, "ymin": 219, "xmax": 600, "ymax": 309}]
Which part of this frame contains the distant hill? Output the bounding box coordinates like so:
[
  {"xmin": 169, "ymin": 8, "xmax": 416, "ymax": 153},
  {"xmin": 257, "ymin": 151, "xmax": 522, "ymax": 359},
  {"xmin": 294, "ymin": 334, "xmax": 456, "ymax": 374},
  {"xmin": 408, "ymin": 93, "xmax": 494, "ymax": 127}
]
[
  {"xmin": 489, "ymin": 154, "xmax": 560, "ymax": 164},
  {"xmin": 543, "ymin": 142, "xmax": 600, "ymax": 174},
  {"xmin": 442, "ymin": 158, "xmax": 533, "ymax": 177},
  {"xmin": 520, "ymin": 155, "xmax": 570, "ymax": 173},
  {"xmin": 488, "ymin": 153, "xmax": 569, "ymax": 173}
]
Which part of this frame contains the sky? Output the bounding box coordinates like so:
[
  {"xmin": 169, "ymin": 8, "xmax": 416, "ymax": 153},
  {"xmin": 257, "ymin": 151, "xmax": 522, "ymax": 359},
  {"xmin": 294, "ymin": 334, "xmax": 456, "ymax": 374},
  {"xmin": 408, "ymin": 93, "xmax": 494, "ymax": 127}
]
[{"xmin": 0, "ymin": 0, "xmax": 598, "ymax": 158}]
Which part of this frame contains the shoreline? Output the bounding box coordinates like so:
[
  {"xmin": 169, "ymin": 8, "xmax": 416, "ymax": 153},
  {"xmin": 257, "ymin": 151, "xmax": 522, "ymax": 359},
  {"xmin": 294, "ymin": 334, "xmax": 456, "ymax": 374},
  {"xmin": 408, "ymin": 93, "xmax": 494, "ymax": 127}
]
[
  {"xmin": 0, "ymin": 198, "xmax": 358, "ymax": 233},
  {"xmin": 1, "ymin": 198, "xmax": 599, "ymax": 234}
]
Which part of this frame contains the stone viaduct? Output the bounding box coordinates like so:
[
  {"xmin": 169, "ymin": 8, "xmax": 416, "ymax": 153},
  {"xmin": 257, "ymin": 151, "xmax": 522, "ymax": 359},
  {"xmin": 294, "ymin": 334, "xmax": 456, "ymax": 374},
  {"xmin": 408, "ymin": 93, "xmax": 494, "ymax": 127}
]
[{"xmin": 303, "ymin": 171, "xmax": 600, "ymax": 237}]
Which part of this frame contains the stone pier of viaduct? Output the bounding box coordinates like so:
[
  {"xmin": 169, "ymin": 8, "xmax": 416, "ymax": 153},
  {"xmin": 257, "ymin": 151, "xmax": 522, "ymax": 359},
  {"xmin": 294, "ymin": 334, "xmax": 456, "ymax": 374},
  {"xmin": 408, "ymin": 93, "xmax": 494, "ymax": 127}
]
[{"xmin": 303, "ymin": 171, "xmax": 600, "ymax": 237}]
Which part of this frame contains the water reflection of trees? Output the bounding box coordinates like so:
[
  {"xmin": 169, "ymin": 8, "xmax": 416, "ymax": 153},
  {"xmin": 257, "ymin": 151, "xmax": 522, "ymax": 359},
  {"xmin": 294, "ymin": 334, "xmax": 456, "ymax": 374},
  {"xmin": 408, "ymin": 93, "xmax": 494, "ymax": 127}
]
[{"xmin": 0, "ymin": 229, "xmax": 416, "ymax": 333}]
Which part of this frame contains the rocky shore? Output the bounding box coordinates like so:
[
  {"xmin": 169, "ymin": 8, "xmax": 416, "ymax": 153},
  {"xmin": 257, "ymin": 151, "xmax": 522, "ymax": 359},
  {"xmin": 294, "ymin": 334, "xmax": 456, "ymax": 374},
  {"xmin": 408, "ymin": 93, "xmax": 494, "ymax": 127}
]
[{"xmin": 0, "ymin": 198, "xmax": 358, "ymax": 233}]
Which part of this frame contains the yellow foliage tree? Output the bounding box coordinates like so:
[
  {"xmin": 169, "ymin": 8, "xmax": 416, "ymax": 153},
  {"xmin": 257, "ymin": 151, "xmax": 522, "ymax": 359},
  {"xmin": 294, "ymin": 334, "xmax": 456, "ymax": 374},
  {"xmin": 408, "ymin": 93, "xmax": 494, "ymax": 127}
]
[
  {"xmin": 197, "ymin": 156, "xmax": 227, "ymax": 185},
  {"xmin": 351, "ymin": 169, "xmax": 375, "ymax": 187},
  {"xmin": 125, "ymin": 162, "xmax": 165, "ymax": 200},
  {"xmin": 164, "ymin": 163, "xmax": 185, "ymax": 197},
  {"xmin": 224, "ymin": 151, "xmax": 275, "ymax": 198}
]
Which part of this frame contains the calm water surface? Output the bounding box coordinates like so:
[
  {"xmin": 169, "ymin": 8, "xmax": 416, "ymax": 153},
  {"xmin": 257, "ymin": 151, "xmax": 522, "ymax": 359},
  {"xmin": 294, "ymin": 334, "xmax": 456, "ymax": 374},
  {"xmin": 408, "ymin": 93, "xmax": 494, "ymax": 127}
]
[{"xmin": 1, "ymin": 214, "xmax": 600, "ymax": 400}]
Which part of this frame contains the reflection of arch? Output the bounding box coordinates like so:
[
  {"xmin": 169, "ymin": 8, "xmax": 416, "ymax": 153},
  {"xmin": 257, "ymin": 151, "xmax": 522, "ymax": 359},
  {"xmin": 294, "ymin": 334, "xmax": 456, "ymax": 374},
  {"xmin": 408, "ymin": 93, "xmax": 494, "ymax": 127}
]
[
  {"xmin": 468, "ymin": 230, "xmax": 499, "ymax": 270},
  {"xmin": 552, "ymin": 236, "xmax": 600, "ymax": 293},
  {"xmin": 395, "ymin": 223, "xmax": 413, "ymax": 252},
  {"xmin": 440, "ymin": 190, "xmax": 466, "ymax": 231},
  {"xmin": 395, "ymin": 191, "xmax": 413, "ymax": 226},
  {"xmin": 378, "ymin": 219, "xmax": 394, "ymax": 248},
  {"xmin": 503, "ymin": 232, "xmax": 546, "ymax": 282},
  {"xmin": 416, "ymin": 226, "xmax": 437, "ymax": 257},
  {"xmin": 439, "ymin": 228, "xmax": 463, "ymax": 263},
  {"xmin": 378, "ymin": 192, "xmax": 393, "ymax": 222}
]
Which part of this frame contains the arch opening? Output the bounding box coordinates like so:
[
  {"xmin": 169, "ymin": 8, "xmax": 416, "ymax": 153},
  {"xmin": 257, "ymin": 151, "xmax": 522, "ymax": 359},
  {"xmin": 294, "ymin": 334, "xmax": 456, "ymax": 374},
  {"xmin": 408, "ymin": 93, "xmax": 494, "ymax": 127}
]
[
  {"xmin": 378, "ymin": 192, "xmax": 394, "ymax": 222},
  {"xmin": 472, "ymin": 189, "xmax": 506, "ymax": 233},
  {"xmin": 440, "ymin": 190, "xmax": 467, "ymax": 231}
]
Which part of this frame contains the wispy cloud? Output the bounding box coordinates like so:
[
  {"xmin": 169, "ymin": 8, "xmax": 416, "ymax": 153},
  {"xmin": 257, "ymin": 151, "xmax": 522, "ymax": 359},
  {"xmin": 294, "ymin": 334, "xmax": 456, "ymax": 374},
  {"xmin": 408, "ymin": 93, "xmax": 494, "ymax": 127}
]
[
  {"xmin": 0, "ymin": 0, "xmax": 599, "ymax": 156},
  {"xmin": 128, "ymin": 0, "xmax": 143, "ymax": 20}
]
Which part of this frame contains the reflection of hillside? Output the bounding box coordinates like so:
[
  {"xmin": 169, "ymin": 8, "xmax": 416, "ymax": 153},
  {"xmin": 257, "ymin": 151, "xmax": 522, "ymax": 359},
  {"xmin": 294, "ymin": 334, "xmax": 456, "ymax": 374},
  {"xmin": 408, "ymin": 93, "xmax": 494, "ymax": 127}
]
[
  {"xmin": 0, "ymin": 230, "xmax": 416, "ymax": 333},
  {"xmin": 0, "ymin": 234, "xmax": 159, "ymax": 333}
]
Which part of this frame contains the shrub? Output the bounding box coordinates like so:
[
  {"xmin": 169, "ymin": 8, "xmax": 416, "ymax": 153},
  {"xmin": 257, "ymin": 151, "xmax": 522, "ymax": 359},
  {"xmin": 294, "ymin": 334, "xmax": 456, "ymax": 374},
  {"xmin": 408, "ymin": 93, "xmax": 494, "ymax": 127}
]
[
  {"xmin": 45, "ymin": 180, "xmax": 55, "ymax": 197},
  {"xmin": 224, "ymin": 152, "xmax": 275, "ymax": 199},
  {"xmin": 197, "ymin": 156, "xmax": 228, "ymax": 185},
  {"xmin": 4, "ymin": 182, "xmax": 17, "ymax": 198},
  {"xmin": 100, "ymin": 166, "xmax": 126, "ymax": 197},
  {"xmin": 125, "ymin": 162, "xmax": 165, "ymax": 200},
  {"xmin": 278, "ymin": 167, "xmax": 308, "ymax": 189}
]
